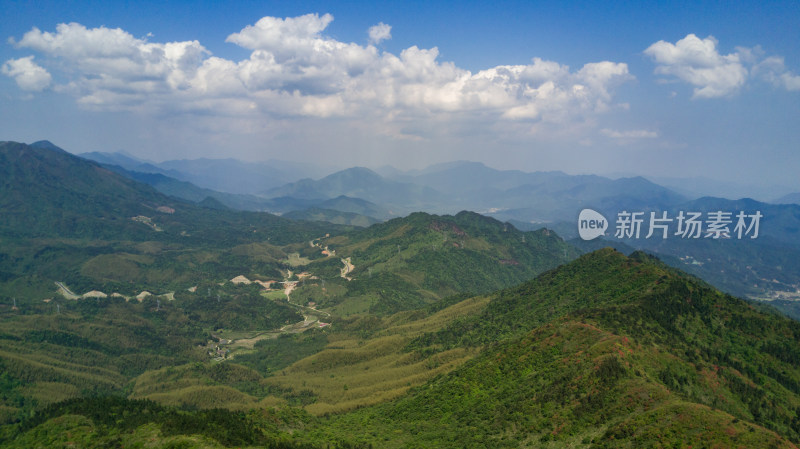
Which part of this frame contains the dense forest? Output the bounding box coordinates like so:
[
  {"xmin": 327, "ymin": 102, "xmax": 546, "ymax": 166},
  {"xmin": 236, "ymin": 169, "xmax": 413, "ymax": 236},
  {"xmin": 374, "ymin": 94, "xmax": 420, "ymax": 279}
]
[{"xmin": 1, "ymin": 142, "xmax": 799, "ymax": 447}]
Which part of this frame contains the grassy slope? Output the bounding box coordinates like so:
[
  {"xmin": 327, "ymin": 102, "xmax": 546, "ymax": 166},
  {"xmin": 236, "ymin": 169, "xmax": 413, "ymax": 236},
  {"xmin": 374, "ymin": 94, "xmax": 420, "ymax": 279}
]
[
  {"xmin": 291, "ymin": 211, "xmax": 578, "ymax": 316},
  {"xmin": 259, "ymin": 295, "xmax": 490, "ymax": 415},
  {"xmin": 312, "ymin": 249, "xmax": 800, "ymax": 448},
  {"xmin": 0, "ymin": 203, "xmax": 579, "ymax": 427},
  {"xmin": 0, "ymin": 284, "xmax": 305, "ymax": 423},
  {"xmin": 4, "ymin": 250, "xmax": 800, "ymax": 448}
]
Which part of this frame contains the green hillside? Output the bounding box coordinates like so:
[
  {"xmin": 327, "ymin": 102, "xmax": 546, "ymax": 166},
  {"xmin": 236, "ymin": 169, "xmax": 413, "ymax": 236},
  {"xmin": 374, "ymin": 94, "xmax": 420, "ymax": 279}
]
[
  {"xmin": 283, "ymin": 207, "xmax": 381, "ymax": 227},
  {"xmin": 319, "ymin": 249, "xmax": 800, "ymax": 447},
  {"xmin": 0, "ymin": 141, "xmax": 336, "ymax": 242},
  {"xmin": 5, "ymin": 249, "xmax": 800, "ymax": 448},
  {"xmin": 288, "ymin": 211, "xmax": 578, "ymax": 315},
  {"xmin": 2, "ymin": 140, "xmax": 799, "ymax": 448},
  {"xmin": 0, "ymin": 141, "xmax": 341, "ymax": 299}
]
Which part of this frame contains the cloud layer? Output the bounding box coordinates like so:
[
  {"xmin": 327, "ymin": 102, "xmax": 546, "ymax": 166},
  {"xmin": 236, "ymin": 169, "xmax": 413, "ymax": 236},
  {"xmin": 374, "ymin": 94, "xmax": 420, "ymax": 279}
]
[
  {"xmin": 645, "ymin": 33, "xmax": 800, "ymax": 98},
  {"xmin": 6, "ymin": 16, "xmax": 797, "ymax": 153},
  {"xmin": 4, "ymin": 14, "xmax": 632, "ymax": 139}
]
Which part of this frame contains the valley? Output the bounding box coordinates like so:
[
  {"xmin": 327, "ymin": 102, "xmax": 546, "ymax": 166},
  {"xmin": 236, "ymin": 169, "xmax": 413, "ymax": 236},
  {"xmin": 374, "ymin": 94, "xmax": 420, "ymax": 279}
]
[
  {"xmin": 80, "ymin": 147, "xmax": 800, "ymax": 306},
  {"xmin": 1, "ymin": 141, "xmax": 799, "ymax": 448}
]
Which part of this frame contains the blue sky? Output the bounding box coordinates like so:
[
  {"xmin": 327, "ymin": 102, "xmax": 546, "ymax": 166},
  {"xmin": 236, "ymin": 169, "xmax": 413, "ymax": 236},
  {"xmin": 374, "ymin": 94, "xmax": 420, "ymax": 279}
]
[{"xmin": 1, "ymin": 0, "xmax": 799, "ymax": 194}]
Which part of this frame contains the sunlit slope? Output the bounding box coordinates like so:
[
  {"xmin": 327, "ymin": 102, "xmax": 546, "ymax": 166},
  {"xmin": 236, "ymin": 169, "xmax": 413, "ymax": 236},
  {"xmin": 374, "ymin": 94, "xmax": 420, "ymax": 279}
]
[
  {"xmin": 5, "ymin": 249, "xmax": 800, "ymax": 448},
  {"xmin": 319, "ymin": 249, "xmax": 800, "ymax": 448},
  {"xmin": 257, "ymin": 295, "xmax": 490, "ymax": 415},
  {"xmin": 291, "ymin": 211, "xmax": 578, "ymax": 315},
  {"xmin": 0, "ymin": 285, "xmax": 305, "ymax": 421}
]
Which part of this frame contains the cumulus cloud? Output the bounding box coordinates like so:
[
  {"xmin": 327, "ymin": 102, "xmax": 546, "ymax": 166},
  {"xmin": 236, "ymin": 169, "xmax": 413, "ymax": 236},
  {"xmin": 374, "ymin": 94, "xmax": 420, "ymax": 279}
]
[
  {"xmin": 1, "ymin": 56, "xmax": 52, "ymax": 91},
  {"xmin": 368, "ymin": 22, "xmax": 391, "ymax": 45},
  {"xmin": 225, "ymin": 13, "xmax": 333, "ymax": 51},
  {"xmin": 12, "ymin": 22, "xmax": 209, "ymax": 101},
  {"xmin": 645, "ymin": 33, "xmax": 800, "ymax": 98},
  {"xmin": 5, "ymin": 14, "xmax": 632, "ymax": 134},
  {"xmin": 645, "ymin": 34, "xmax": 747, "ymax": 98}
]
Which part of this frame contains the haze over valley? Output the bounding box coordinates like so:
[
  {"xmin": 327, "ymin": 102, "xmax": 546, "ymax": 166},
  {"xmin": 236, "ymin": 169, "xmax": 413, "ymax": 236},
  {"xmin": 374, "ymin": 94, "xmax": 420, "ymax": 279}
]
[{"xmin": 75, "ymin": 143, "xmax": 800, "ymax": 307}]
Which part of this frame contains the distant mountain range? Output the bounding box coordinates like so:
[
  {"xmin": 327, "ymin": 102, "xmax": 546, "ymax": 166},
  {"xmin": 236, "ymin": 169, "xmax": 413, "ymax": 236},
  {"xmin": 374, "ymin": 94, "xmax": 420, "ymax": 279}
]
[
  {"xmin": 0, "ymin": 141, "xmax": 334, "ymax": 245},
  {"xmin": 776, "ymin": 192, "xmax": 800, "ymax": 205},
  {"xmin": 262, "ymin": 167, "xmax": 445, "ymax": 215},
  {"xmin": 79, "ymin": 150, "xmax": 339, "ymax": 195},
  {"xmin": 640, "ymin": 174, "xmax": 796, "ymax": 202},
  {"xmin": 23, "ymin": 141, "xmax": 800, "ymax": 303},
  {"xmin": 265, "ymin": 160, "xmax": 689, "ymax": 223},
  {"xmin": 80, "ymin": 151, "xmax": 692, "ymax": 224},
  {"xmin": 79, "ymin": 148, "xmax": 799, "ymax": 225}
]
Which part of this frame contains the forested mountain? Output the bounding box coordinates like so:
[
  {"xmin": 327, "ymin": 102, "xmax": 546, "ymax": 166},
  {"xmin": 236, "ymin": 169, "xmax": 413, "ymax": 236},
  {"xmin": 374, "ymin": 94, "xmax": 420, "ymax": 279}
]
[
  {"xmin": 1, "ymin": 140, "xmax": 178, "ymax": 240},
  {"xmin": 0, "ymin": 141, "xmax": 340, "ymax": 300},
  {"xmin": 0, "ymin": 141, "xmax": 333, "ymax": 243},
  {"xmin": 295, "ymin": 210, "xmax": 576, "ymax": 315},
  {"xmin": 597, "ymin": 196, "xmax": 800, "ymax": 304},
  {"xmin": 322, "ymin": 250, "xmax": 800, "ymax": 447},
  {"xmin": 4, "ymin": 250, "xmax": 800, "ymax": 448},
  {"xmin": 1, "ymin": 140, "xmax": 799, "ymax": 448}
]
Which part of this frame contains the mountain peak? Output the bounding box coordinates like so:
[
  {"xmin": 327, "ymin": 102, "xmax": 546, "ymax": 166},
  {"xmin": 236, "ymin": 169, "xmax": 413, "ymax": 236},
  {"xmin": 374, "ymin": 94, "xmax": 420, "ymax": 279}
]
[
  {"xmin": 329, "ymin": 166, "xmax": 381, "ymax": 178},
  {"xmin": 29, "ymin": 140, "xmax": 67, "ymax": 153}
]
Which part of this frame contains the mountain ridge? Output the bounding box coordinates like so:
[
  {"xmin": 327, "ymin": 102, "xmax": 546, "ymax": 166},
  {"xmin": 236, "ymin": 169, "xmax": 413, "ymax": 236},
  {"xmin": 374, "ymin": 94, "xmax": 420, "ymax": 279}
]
[
  {"xmin": 323, "ymin": 248, "xmax": 800, "ymax": 447},
  {"xmin": 6, "ymin": 248, "xmax": 800, "ymax": 447},
  {"xmin": 1, "ymin": 141, "xmax": 800, "ymax": 447}
]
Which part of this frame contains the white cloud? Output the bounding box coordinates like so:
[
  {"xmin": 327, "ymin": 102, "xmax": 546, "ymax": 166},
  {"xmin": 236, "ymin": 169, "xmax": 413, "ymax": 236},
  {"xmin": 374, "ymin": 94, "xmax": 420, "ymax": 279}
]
[
  {"xmin": 644, "ymin": 34, "xmax": 747, "ymax": 98},
  {"xmin": 601, "ymin": 128, "xmax": 658, "ymax": 139},
  {"xmin": 6, "ymin": 14, "xmax": 633, "ymax": 136},
  {"xmin": 368, "ymin": 22, "xmax": 391, "ymax": 45},
  {"xmin": 1, "ymin": 56, "xmax": 52, "ymax": 91},
  {"xmin": 781, "ymin": 72, "xmax": 800, "ymax": 91},
  {"xmin": 225, "ymin": 13, "xmax": 333, "ymax": 51},
  {"xmin": 13, "ymin": 22, "xmax": 209, "ymax": 101},
  {"xmin": 645, "ymin": 33, "xmax": 800, "ymax": 98},
  {"xmin": 752, "ymin": 56, "xmax": 800, "ymax": 91}
]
